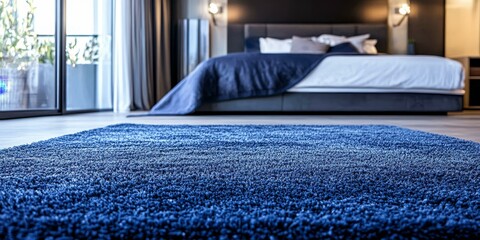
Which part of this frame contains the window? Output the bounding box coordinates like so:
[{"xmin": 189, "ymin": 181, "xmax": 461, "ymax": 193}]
[
  {"xmin": 0, "ymin": 0, "xmax": 56, "ymax": 112},
  {"xmin": 66, "ymin": 0, "xmax": 112, "ymax": 111},
  {"xmin": 0, "ymin": 0, "xmax": 113, "ymax": 119}
]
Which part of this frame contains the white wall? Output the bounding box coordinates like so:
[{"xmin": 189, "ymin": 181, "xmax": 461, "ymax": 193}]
[
  {"xmin": 178, "ymin": 0, "xmax": 228, "ymax": 57},
  {"xmin": 445, "ymin": 0, "xmax": 480, "ymax": 58},
  {"xmin": 388, "ymin": 0, "xmax": 409, "ymax": 54}
]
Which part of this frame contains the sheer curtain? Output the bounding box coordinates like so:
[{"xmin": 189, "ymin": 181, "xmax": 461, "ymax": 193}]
[
  {"xmin": 96, "ymin": 0, "xmax": 113, "ymax": 110},
  {"xmin": 113, "ymin": 0, "xmax": 171, "ymax": 112}
]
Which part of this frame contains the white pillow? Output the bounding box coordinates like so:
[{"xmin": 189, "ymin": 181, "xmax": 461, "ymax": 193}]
[
  {"xmin": 315, "ymin": 34, "xmax": 371, "ymax": 53},
  {"xmin": 316, "ymin": 34, "xmax": 348, "ymax": 46},
  {"xmin": 348, "ymin": 34, "xmax": 370, "ymax": 53},
  {"xmin": 363, "ymin": 39, "xmax": 378, "ymax": 54},
  {"xmin": 259, "ymin": 37, "xmax": 292, "ymax": 53}
]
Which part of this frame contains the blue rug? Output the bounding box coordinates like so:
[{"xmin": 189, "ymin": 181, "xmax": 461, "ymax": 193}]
[{"xmin": 0, "ymin": 124, "xmax": 479, "ymax": 239}]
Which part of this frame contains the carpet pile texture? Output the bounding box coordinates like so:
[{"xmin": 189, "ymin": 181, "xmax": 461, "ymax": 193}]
[{"xmin": 0, "ymin": 124, "xmax": 479, "ymax": 239}]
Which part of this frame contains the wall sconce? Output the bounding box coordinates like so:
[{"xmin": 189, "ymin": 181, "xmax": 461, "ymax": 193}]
[
  {"xmin": 208, "ymin": 2, "xmax": 223, "ymax": 26},
  {"xmin": 393, "ymin": 3, "xmax": 411, "ymax": 27}
]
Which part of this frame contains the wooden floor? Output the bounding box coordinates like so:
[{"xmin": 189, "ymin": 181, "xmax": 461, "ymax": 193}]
[{"xmin": 1, "ymin": 112, "xmax": 480, "ymax": 149}]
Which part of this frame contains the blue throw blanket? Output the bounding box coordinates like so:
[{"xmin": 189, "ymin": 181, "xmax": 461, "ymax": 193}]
[{"xmin": 149, "ymin": 52, "xmax": 346, "ymax": 115}]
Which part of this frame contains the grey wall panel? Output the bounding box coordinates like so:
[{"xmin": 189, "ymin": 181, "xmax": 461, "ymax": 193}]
[
  {"xmin": 243, "ymin": 24, "xmax": 388, "ymax": 53},
  {"xmin": 267, "ymin": 25, "xmax": 332, "ymax": 39},
  {"xmin": 331, "ymin": 25, "xmax": 356, "ymax": 36},
  {"xmin": 245, "ymin": 24, "xmax": 267, "ymax": 38},
  {"xmin": 227, "ymin": 24, "xmax": 245, "ymax": 53}
]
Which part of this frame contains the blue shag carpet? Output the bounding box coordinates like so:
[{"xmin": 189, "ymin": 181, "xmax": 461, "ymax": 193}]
[{"xmin": 0, "ymin": 124, "xmax": 479, "ymax": 239}]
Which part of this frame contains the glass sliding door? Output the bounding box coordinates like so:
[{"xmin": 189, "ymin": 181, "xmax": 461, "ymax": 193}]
[
  {"xmin": 0, "ymin": 0, "xmax": 56, "ymax": 112},
  {"xmin": 65, "ymin": 0, "xmax": 112, "ymax": 111},
  {"xmin": 0, "ymin": 0, "xmax": 113, "ymax": 119}
]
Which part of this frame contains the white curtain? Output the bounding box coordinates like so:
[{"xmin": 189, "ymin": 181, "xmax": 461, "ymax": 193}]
[
  {"xmin": 96, "ymin": 0, "xmax": 113, "ymax": 110},
  {"xmin": 113, "ymin": 0, "xmax": 171, "ymax": 113},
  {"xmin": 113, "ymin": 0, "xmax": 133, "ymax": 113}
]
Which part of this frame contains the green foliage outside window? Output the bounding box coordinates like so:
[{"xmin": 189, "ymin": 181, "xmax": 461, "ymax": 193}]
[{"xmin": 0, "ymin": 0, "xmax": 100, "ymax": 69}]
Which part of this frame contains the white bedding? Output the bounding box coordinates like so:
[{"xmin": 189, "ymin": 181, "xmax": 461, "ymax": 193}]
[
  {"xmin": 289, "ymin": 55, "xmax": 465, "ymax": 94},
  {"xmin": 287, "ymin": 87, "xmax": 465, "ymax": 95}
]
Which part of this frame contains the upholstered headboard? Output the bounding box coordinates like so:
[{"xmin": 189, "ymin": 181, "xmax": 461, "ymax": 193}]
[{"xmin": 230, "ymin": 23, "xmax": 388, "ymax": 53}]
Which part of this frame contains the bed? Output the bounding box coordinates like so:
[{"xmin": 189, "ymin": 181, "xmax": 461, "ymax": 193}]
[
  {"xmin": 197, "ymin": 23, "xmax": 464, "ymax": 114},
  {"xmin": 149, "ymin": 23, "xmax": 464, "ymax": 115}
]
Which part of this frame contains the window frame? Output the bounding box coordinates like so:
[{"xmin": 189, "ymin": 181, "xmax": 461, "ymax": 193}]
[{"xmin": 0, "ymin": 0, "xmax": 113, "ymax": 120}]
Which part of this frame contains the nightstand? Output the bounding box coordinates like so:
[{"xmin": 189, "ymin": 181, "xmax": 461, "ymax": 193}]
[{"xmin": 455, "ymin": 57, "xmax": 480, "ymax": 109}]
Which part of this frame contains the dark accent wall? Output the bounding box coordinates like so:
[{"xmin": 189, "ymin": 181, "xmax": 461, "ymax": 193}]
[
  {"xmin": 227, "ymin": 0, "xmax": 446, "ymax": 56},
  {"xmin": 227, "ymin": 0, "xmax": 387, "ymax": 53},
  {"xmin": 408, "ymin": 0, "xmax": 445, "ymax": 56},
  {"xmin": 228, "ymin": 0, "xmax": 388, "ymax": 24}
]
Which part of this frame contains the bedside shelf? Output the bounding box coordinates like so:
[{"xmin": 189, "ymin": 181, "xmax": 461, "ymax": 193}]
[{"xmin": 454, "ymin": 57, "xmax": 480, "ymax": 109}]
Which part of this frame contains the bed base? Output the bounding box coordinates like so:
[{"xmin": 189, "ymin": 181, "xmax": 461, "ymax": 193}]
[{"xmin": 197, "ymin": 93, "xmax": 463, "ymax": 113}]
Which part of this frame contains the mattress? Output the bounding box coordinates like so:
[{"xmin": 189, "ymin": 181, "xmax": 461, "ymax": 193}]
[
  {"xmin": 288, "ymin": 87, "xmax": 465, "ymax": 95},
  {"xmin": 290, "ymin": 55, "xmax": 465, "ymax": 94}
]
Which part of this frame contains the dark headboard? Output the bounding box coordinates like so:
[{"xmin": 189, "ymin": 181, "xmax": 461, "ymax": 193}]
[{"xmin": 228, "ymin": 23, "xmax": 388, "ymax": 53}]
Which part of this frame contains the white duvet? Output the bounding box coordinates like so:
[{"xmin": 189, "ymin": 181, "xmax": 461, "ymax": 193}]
[{"xmin": 289, "ymin": 55, "xmax": 465, "ymax": 94}]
